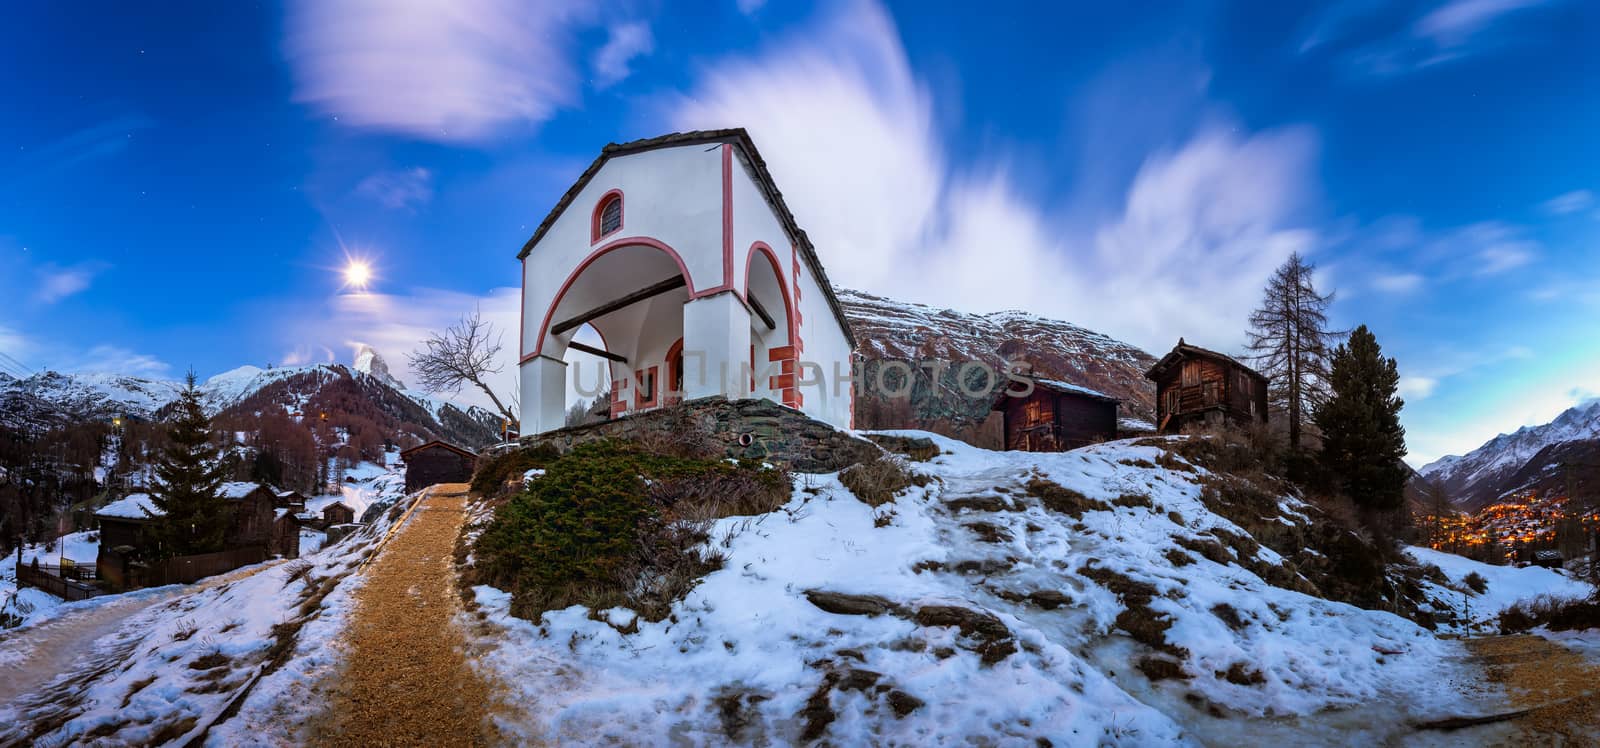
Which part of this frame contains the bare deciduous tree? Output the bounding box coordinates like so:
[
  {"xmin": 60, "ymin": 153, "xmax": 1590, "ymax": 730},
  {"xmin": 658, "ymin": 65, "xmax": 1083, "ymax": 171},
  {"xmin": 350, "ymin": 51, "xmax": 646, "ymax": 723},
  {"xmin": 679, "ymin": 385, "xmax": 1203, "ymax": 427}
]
[
  {"xmin": 1247, "ymin": 252, "xmax": 1338, "ymax": 450},
  {"xmin": 409, "ymin": 310, "xmax": 519, "ymax": 429}
]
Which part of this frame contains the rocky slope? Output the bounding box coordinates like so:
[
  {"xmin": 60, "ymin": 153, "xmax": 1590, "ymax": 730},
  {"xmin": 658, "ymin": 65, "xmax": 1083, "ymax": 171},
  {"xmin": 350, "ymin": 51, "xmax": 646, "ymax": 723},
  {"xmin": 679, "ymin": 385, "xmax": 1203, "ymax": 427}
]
[
  {"xmin": 840, "ymin": 289, "xmax": 1159, "ymax": 442},
  {"xmin": 1420, "ymin": 399, "xmax": 1600, "ymax": 510}
]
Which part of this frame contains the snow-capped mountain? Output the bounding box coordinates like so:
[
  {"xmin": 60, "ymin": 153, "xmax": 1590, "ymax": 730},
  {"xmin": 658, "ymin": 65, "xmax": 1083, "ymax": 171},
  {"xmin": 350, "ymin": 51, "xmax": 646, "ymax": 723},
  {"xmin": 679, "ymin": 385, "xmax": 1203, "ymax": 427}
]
[
  {"xmin": 353, "ymin": 344, "xmax": 406, "ymax": 391},
  {"xmin": 841, "ymin": 289, "xmax": 1159, "ymax": 438},
  {"xmin": 1419, "ymin": 398, "xmax": 1600, "ymax": 509},
  {"xmin": 0, "ymin": 354, "xmax": 503, "ymax": 448}
]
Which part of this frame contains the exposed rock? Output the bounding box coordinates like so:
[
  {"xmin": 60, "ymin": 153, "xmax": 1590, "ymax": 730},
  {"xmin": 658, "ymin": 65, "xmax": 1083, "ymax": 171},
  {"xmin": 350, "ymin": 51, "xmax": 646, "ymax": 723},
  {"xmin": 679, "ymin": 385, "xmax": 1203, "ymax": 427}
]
[
  {"xmin": 913, "ymin": 605, "xmax": 1017, "ymax": 665},
  {"xmin": 520, "ymin": 397, "xmax": 879, "ymax": 473},
  {"xmin": 804, "ymin": 590, "xmax": 897, "ymax": 617}
]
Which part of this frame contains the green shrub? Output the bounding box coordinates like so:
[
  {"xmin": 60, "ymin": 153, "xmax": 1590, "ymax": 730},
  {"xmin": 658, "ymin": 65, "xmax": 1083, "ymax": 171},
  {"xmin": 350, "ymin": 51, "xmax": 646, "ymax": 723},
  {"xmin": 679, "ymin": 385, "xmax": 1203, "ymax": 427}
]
[
  {"xmin": 470, "ymin": 443, "xmax": 561, "ymax": 497},
  {"xmin": 473, "ymin": 440, "xmax": 789, "ymax": 622}
]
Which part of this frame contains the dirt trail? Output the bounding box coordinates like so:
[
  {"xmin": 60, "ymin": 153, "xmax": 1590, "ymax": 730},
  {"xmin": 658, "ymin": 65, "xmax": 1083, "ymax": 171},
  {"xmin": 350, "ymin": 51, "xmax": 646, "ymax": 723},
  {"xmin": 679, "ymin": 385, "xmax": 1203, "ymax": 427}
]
[
  {"xmin": 1463, "ymin": 634, "xmax": 1600, "ymax": 745},
  {"xmin": 313, "ymin": 483, "xmax": 501, "ymax": 747},
  {"xmin": 0, "ymin": 561, "xmax": 278, "ymax": 707}
]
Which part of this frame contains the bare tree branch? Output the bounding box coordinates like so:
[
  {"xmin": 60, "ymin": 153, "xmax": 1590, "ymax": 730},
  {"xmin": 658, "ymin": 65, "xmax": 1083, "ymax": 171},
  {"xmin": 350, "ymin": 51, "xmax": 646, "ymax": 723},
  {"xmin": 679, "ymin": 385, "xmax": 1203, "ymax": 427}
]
[{"xmin": 408, "ymin": 309, "xmax": 520, "ymax": 429}]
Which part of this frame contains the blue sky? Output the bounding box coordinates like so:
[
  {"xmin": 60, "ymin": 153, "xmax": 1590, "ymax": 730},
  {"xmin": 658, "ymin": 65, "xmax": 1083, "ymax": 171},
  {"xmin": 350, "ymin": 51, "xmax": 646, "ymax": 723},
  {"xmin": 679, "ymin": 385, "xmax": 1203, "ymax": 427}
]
[{"xmin": 2, "ymin": 0, "xmax": 1597, "ymax": 465}]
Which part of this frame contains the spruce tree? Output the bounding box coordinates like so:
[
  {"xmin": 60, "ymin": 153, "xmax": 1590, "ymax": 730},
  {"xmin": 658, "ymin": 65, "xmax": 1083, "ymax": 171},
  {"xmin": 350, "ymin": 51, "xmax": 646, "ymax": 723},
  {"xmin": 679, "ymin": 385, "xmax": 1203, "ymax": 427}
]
[
  {"xmin": 1313, "ymin": 326, "xmax": 1409, "ymax": 517},
  {"xmin": 144, "ymin": 371, "xmax": 231, "ymax": 558},
  {"xmin": 1247, "ymin": 253, "xmax": 1338, "ymax": 449}
]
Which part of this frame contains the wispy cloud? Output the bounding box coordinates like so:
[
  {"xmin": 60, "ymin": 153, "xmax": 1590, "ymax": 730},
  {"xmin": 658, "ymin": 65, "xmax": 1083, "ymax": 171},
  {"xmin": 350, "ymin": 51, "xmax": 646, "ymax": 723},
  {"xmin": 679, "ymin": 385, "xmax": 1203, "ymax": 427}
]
[
  {"xmin": 10, "ymin": 114, "xmax": 155, "ymax": 180},
  {"xmin": 1398, "ymin": 375, "xmax": 1439, "ymax": 399},
  {"xmin": 592, "ymin": 22, "xmax": 654, "ymax": 88},
  {"xmin": 1542, "ymin": 188, "xmax": 1594, "ymax": 215},
  {"xmin": 284, "ymin": 0, "xmax": 591, "ymax": 144},
  {"xmin": 736, "ymin": 0, "xmax": 766, "ymax": 14},
  {"xmin": 356, "ymin": 167, "xmax": 434, "ymax": 210},
  {"xmin": 1372, "ymin": 272, "xmax": 1426, "ymax": 293},
  {"xmin": 34, "ymin": 261, "xmax": 107, "ymax": 304},
  {"xmin": 1302, "ymin": 0, "xmax": 1563, "ymax": 77},
  {"xmin": 275, "ymin": 285, "xmax": 523, "ymax": 410},
  {"xmin": 672, "ymin": 0, "xmax": 1315, "ymax": 353},
  {"xmin": 67, "ymin": 345, "xmax": 172, "ymax": 378}
]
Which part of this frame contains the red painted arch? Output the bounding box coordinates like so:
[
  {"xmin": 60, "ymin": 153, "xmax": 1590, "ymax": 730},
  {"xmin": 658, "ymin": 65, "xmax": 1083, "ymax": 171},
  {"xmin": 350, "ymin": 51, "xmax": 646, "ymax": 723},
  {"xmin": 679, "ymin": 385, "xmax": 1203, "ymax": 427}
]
[
  {"xmin": 744, "ymin": 241, "xmax": 796, "ymax": 345},
  {"xmin": 527, "ymin": 235, "xmax": 698, "ymax": 359}
]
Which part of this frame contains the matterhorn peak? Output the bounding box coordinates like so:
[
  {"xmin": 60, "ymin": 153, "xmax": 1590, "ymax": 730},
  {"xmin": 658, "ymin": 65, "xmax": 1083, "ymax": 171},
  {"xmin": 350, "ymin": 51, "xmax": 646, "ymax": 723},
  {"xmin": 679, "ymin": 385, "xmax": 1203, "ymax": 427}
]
[{"xmin": 354, "ymin": 344, "xmax": 405, "ymax": 390}]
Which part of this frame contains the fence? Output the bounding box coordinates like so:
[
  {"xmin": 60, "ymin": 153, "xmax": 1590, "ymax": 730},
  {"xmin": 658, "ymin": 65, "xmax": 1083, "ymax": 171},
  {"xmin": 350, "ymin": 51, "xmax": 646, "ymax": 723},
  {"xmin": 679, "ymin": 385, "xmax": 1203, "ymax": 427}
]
[
  {"xmin": 16, "ymin": 563, "xmax": 102, "ymax": 602},
  {"xmin": 138, "ymin": 546, "xmax": 267, "ymax": 588}
]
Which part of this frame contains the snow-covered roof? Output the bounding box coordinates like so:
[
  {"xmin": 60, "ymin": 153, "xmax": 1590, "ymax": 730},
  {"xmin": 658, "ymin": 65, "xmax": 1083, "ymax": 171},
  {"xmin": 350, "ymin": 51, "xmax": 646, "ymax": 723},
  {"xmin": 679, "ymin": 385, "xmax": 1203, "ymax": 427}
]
[
  {"xmin": 1031, "ymin": 378, "xmax": 1118, "ymax": 402},
  {"xmin": 219, "ymin": 481, "xmax": 273, "ymax": 499},
  {"xmin": 96, "ymin": 493, "xmax": 159, "ymax": 520}
]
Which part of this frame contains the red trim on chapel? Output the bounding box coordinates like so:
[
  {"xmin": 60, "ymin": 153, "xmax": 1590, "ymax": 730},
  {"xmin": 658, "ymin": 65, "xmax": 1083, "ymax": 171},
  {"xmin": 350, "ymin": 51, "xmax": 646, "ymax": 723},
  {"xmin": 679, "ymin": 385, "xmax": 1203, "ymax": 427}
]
[
  {"xmin": 591, "ymin": 189, "xmax": 624, "ymax": 244},
  {"xmin": 531, "ymin": 235, "xmax": 699, "ymax": 358}
]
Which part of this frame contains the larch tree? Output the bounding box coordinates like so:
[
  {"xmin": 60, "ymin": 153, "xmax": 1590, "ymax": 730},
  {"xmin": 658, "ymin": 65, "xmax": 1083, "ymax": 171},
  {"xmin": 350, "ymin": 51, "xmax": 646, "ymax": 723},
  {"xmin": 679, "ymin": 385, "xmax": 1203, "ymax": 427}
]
[
  {"xmin": 1313, "ymin": 326, "xmax": 1409, "ymax": 520},
  {"xmin": 145, "ymin": 371, "xmax": 232, "ymax": 559},
  {"xmin": 1247, "ymin": 252, "xmax": 1338, "ymax": 449},
  {"xmin": 408, "ymin": 309, "xmax": 519, "ymax": 430}
]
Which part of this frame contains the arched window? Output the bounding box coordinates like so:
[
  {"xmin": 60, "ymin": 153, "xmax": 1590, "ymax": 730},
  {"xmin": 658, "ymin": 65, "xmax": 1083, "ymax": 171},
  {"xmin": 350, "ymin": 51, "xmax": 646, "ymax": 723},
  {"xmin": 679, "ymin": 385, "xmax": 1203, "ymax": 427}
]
[{"xmin": 592, "ymin": 190, "xmax": 624, "ymax": 242}]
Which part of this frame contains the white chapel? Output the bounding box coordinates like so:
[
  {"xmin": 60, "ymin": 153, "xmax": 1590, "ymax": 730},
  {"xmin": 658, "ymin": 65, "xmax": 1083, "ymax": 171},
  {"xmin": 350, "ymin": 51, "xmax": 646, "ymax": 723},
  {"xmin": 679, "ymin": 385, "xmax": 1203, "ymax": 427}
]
[{"xmin": 517, "ymin": 129, "xmax": 857, "ymax": 435}]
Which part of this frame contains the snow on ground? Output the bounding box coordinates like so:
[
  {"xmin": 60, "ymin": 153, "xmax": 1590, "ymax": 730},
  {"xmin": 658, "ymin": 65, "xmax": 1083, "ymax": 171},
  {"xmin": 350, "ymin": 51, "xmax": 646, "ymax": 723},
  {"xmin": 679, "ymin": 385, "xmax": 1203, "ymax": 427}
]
[
  {"xmin": 1404, "ymin": 546, "xmax": 1595, "ymax": 632},
  {"xmin": 461, "ymin": 433, "xmax": 1493, "ymax": 746},
  {"xmin": 0, "ymin": 475, "xmax": 415, "ymax": 746},
  {"xmin": 305, "ymin": 461, "xmax": 405, "ymax": 519},
  {"xmin": 0, "ymin": 531, "xmax": 103, "ymax": 628}
]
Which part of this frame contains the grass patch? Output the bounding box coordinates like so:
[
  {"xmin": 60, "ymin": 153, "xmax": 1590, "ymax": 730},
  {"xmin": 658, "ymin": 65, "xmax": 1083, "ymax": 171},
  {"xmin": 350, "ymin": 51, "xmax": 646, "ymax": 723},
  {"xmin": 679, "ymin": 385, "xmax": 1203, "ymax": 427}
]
[
  {"xmin": 840, "ymin": 454, "xmax": 927, "ymax": 507},
  {"xmin": 473, "ymin": 440, "xmax": 788, "ymax": 622},
  {"xmin": 1024, "ymin": 477, "xmax": 1109, "ymax": 517},
  {"xmin": 1499, "ymin": 593, "xmax": 1600, "ymax": 634}
]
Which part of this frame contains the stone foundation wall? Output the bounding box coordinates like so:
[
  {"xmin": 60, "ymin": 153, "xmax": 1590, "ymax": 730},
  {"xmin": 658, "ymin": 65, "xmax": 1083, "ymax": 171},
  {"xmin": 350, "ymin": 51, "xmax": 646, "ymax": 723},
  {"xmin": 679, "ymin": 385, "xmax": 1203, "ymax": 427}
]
[{"xmin": 519, "ymin": 397, "xmax": 881, "ymax": 473}]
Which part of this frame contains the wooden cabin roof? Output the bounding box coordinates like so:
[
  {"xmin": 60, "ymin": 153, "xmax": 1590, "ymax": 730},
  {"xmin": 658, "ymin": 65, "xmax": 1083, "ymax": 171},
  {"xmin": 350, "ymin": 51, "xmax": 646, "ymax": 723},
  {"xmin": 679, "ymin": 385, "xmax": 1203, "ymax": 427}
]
[
  {"xmin": 992, "ymin": 376, "xmax": 1120, "ymax": 410},
  {"xmin": 400, "ymin": 439, "xmax": 478, "ymax": 461},
  {"xmin": 1144, "ymin": 339, "xmax": 1268, "ymax": 384},
  {"xmin": 513, "ymin": 128, "xmax": 856, "ymax": 347}
]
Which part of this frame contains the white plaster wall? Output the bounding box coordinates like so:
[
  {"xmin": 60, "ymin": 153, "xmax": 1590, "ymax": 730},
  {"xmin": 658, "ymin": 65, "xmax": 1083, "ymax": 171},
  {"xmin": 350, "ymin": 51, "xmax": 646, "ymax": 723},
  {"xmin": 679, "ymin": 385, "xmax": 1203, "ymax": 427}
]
[
  {"xmin": 521, "ymin": 146, "xmax": 725, "ymax": 358},
  {"xmin": 792, "ymin": 259, "xmax": 855, "ymax": 429},
  {"xmin": 729, "ymin": 151, "xmax": 854, "ymax": 430}
]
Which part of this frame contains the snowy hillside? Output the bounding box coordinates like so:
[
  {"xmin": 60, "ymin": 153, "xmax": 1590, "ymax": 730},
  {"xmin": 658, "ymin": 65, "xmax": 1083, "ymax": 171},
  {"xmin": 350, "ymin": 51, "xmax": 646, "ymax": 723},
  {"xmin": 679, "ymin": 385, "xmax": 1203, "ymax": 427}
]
[
  {"xmin": 0, "ymin": 476, "xmax": 418, "ymax": 746},
  {"xmin": 460, "ymin": 433, "xmax": 1578, "ymax": 745},
  {"xmin": 1420, "ymin": 399, "xmax": 1600, "ymax": 509}
]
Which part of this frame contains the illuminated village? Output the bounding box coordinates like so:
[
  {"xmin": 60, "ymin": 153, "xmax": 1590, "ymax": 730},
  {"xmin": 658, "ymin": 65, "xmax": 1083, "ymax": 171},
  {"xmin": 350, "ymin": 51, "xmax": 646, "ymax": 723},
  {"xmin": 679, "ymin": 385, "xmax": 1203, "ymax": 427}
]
[{"xmin": 1422, "ymin": 491, "xmax": 1600, "ymax": 565}]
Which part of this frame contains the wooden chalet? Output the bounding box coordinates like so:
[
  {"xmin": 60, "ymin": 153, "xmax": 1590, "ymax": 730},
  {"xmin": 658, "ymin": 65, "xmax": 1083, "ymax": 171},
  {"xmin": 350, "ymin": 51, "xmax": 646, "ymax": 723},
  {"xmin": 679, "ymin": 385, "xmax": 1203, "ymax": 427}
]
[
  {"xmin": 1145, "ymin": 339, "xmax": 1268, "ymax": 434},
  {"xmin": 321, "ymin": 501, "xmax": 356, "ymax": 526},
  {"xmin": 401, "ymin": 440, "xmax": 478, "ymax": 492},
  {"xmin": 991, "ymin": 378, "xmax": 1120, "ymax": 452},
  {"xmin": 93, "ymin": 482, "xmax": 300, "ymax": 590}
]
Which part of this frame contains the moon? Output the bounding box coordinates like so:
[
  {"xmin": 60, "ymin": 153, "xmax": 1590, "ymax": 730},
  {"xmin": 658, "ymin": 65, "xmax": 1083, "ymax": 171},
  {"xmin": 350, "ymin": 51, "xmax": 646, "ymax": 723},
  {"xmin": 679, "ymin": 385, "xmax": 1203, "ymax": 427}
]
[{"xmin": 343, "ymin": 260, "xmax": 373, "ymax": 290}]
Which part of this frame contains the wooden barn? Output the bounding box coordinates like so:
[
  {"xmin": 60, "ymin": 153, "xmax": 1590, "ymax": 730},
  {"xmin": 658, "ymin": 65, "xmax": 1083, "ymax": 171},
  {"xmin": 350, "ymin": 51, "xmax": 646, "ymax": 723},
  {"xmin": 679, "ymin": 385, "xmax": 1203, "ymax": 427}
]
[
  {"xmin": 401, "ymin": 440, "xmax": 478, "ymax": 492},
  {"xmin": 321, "ymin": 501, "xmax": 356, "ymax": 526},
  {"xmin": 1145, "ymin": 339, "xmax": 1268, "ymax": 434},
  {"xmin": 94, "ymin": 482, "xmax": 300, "ymax": 589},
  {"xmin": 991, "ymin": 378, "xmax": 1120, "ymax": 452}
]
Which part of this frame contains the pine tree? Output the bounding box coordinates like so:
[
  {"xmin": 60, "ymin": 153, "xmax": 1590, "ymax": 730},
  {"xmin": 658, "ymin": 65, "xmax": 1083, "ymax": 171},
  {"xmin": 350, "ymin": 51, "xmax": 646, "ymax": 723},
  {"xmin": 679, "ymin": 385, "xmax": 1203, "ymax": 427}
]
[
  {"xmin": 1313, "ymin": 326, "xmax": 1409, "ymax": 517},
  {"xmin": 144, "ymin": 371, "xmax": 231, "ymax": 558},
  {"xmin": 1247, "ymin": 253, "xmax": 1338, "ymax": 449}
]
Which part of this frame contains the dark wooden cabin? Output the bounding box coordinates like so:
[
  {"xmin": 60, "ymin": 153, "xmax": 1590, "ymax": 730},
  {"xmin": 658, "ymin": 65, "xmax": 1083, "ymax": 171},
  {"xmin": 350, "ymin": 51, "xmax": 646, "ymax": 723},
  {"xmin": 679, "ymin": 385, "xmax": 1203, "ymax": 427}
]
[
  {"xmin": 401, "ymin": 440, "xmax": 478, "ymax": 492},
  {"xmin": 992, "ymin": 378, "xmax": 1120, "ymax": 452},
  {"xmin": 94, "ymin": 482, "xmax": 298, "ymax": 588},
  {"xmin": 321, "ymin": 501, "xmax": 356, "ymax": 526},
  {"xmin": 1145, "ymin": 339, "xmax": 1268, "ymax": 434}
]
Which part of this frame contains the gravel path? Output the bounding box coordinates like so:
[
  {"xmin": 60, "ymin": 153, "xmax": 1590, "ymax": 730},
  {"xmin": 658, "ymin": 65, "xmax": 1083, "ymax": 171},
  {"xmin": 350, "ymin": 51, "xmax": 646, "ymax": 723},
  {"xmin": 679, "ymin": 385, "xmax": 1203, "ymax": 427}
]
[
  {"xmin": 313, "ymin": 484, "xmax": 502, "ymax": 746},
  {"xmin": 1466, "ymin": 633, "xmax": 1600, "ymax": 744}
]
